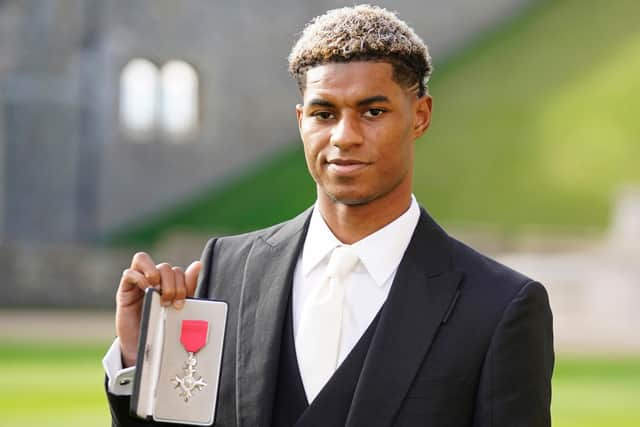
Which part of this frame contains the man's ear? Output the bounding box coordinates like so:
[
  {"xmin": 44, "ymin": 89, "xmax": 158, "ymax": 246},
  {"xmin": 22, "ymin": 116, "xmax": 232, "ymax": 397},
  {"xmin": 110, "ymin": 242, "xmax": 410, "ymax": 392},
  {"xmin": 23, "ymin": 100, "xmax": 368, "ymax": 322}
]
[
  {"xmin": 296, "ymin": 104, "xmax": 304, "ymax": 130},
  {"xmin": 413, "ymin": 95, "xmax": 432, "ymax": 139}
]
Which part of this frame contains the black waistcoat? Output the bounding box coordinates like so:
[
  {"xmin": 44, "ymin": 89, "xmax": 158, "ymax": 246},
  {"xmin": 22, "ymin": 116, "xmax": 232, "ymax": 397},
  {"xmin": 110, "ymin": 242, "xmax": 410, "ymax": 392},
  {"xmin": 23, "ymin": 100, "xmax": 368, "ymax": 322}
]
[{"xmin": 271, "ymin": 297, "xmax": 381, "ymax": 427}]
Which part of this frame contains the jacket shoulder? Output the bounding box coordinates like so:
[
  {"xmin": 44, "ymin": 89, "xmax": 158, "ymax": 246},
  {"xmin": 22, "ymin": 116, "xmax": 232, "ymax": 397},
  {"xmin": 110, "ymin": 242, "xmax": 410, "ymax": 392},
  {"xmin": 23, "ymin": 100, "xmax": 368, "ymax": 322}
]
[
  {"xmin": 212, "ymin": 207, "xmax": 311, "ymax": 253},
  {"xmin": 449, "ymin": 236, "xmax": 534, "ymax": 289},
  {"xmin": 445, "ymin": 233, "xmax": 548, "ymax": 320},
  {"xmin": 195, "ymin": 208, "xmax": 310, "ymax": 299},
  {"xmin": 444, "ymin": 235, "xmax": 550, "ymax": 345}
]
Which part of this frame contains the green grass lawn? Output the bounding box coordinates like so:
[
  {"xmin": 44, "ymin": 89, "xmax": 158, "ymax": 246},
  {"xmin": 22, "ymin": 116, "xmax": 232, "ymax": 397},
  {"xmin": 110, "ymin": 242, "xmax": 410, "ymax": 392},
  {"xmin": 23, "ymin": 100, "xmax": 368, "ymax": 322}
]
[
  {"xmin": 109, "ymin": 0, "xmax": 640, "ymax": 247},
  {"xmin": 552, "ymin": 358, "xmax": 640, "ymax": 427},
  {"xmin": 0, "ymin": 342, "xmax": 111, "ymax": 427},
  {"xmin": 1, "ymin": 342, "xmax": 638, "ymax": 426}
]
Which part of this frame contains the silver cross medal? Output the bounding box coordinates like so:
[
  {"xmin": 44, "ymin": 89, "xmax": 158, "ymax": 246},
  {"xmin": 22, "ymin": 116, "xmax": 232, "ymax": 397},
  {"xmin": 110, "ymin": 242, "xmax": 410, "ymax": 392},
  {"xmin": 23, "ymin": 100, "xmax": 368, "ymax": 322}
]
[
  {"xmin": 172, "ymin": 352, "xmax": 207, "ymax": 402},
  {"xmin": 172, "ymin": 319, "xmax": 209, "ymax": 402}
]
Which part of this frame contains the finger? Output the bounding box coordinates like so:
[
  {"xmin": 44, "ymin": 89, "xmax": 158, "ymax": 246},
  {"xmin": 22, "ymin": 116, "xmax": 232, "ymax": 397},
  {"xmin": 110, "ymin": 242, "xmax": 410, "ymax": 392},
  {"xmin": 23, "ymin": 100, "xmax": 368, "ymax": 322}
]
[
  {"xmin": 157, "ymin": 263, "xmax": 175, "ymax": 306},
  {"xmin": 120, "ymin": 268, "xmax": 150, "ymax": 291},
  {"xmin": 184, "ymin": 261, "xmax": 202, "ymax": 297},
  {"xmin": 172, "ymin": 267, "xmax": 187, "ymax": 309},
  {"xmin": 131, "ymin": 252, "xmax": 160, "ymax": 286},
  {"xmin": 117, "ymin": 269, "xmax": 151, "ymax": 309}
]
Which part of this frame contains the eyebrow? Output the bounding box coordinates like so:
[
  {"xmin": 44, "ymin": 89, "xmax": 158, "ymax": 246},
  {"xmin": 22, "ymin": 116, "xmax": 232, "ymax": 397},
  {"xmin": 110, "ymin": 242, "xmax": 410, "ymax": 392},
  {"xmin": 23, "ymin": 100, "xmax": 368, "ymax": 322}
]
[
  {"xmin": 357, "ymin": 95, "xmax": 390, "ymax": 106},
  {"xmin": 307, "ymin": 98, "xmax": 335, "ymax": 108},
  {"xmin": 306, "ymin": 95, "xmax": 391, "ymax": 108}
]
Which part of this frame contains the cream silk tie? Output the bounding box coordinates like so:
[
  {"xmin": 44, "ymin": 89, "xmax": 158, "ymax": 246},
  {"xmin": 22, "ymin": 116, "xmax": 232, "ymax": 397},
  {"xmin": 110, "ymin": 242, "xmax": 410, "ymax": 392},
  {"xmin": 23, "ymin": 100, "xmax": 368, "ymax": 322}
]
[{"xmin": 296, "ymin": 245, "xmax": 360, "ymax": 402}]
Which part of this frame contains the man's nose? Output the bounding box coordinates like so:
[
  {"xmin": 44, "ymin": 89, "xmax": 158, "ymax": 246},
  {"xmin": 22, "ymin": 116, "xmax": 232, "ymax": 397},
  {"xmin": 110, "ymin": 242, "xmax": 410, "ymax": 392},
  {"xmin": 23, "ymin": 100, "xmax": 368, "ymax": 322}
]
[{"xmin": 330, "ymin": 114, "xmax": 363, "ymax": 149}]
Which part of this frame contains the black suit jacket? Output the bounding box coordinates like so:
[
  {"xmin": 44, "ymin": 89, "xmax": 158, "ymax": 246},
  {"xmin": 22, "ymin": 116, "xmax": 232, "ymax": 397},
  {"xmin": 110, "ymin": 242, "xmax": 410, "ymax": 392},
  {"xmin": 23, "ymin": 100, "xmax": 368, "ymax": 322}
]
[{"xmin": 108, "ymin": 206, "xmax": 554, "ymax": 427}]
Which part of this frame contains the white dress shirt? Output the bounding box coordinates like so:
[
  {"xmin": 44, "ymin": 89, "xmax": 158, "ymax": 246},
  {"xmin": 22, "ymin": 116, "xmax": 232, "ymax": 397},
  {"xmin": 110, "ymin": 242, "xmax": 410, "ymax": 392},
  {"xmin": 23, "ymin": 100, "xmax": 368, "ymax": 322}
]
[
  {"xmin": 293, "ymin": 196, "xmax": 419, "ymax": 394},
  {"xmin": 104, "ymin": 196, "xmax": 420, "ymax": 395}
]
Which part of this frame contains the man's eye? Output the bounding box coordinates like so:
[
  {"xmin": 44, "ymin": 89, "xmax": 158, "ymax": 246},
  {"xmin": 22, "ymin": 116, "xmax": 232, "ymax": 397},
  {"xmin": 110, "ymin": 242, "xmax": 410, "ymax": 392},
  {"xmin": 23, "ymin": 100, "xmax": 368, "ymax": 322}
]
[
  {"xmin": 364, "ymin": 108, "xmax": 385, "ymax": 118},
  {"xmin": 312, "ymin": 111, "xmax": 334, "ymax": 120}
]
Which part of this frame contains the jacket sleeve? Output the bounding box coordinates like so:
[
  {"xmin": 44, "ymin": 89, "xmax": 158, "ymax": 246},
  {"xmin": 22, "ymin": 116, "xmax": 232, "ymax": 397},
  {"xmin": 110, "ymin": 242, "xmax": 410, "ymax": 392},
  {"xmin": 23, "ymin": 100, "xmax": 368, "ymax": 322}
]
[
  {"xmin": 105, "ymin": 382, "xmax": 142, "ymax": 427},
  {"xmin": 472, "ymin": 280, "xmax": 554, "ymax": 427},
  {"xmin": 105, "ymin": 377, "xmax": 168, "ymax": 426}
]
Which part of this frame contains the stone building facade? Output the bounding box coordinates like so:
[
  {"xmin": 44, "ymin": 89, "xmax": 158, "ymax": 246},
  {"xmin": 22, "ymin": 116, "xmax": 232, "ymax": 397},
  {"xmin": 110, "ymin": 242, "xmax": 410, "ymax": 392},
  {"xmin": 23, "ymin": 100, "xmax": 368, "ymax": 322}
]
[{"xmin": 0, "ymin": 0, "xmax": 532, "ymax": 243}]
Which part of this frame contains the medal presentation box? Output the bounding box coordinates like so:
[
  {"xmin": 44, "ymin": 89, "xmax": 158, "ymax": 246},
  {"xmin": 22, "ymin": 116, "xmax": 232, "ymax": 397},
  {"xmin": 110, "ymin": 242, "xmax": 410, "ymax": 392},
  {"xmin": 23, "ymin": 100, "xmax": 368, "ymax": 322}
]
[{"xmin": 131, "ymin": 288, "xmax": 228, "ymax": 425}]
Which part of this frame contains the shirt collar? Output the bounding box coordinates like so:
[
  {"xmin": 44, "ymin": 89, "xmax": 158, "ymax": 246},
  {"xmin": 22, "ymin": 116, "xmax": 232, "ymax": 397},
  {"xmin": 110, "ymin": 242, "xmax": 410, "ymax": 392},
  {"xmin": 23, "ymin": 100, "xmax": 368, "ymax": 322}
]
[
  {"xmin": 301, "ymin": 195, "xmax": 421, "ymax": 287},
  {"xmin": 300, "ymin": 206, "xmax": 342, "ymax": 277}
]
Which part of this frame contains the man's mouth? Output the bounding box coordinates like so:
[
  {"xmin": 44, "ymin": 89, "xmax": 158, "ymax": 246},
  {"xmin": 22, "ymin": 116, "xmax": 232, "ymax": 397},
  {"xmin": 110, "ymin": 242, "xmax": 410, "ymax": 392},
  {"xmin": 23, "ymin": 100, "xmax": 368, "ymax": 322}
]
[{"xmin": 326, "ymin": 158, "xmax": 370, "ymax": 175}]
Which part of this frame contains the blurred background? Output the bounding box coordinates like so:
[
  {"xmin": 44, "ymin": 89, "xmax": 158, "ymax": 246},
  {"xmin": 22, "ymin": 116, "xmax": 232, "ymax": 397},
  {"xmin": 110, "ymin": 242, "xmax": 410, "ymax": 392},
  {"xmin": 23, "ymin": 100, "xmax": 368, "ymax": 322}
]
[{"xmin": 0, "ymin": 0, "xmax": 638, "ymax": 425}]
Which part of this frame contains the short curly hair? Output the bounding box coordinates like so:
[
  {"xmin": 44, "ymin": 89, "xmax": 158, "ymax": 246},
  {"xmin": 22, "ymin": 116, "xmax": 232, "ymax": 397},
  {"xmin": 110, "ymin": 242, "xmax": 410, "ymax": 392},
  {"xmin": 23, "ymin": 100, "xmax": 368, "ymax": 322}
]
[{"xmin": 288, "ymin": 4, "xmax": 432, "ymax": 96}]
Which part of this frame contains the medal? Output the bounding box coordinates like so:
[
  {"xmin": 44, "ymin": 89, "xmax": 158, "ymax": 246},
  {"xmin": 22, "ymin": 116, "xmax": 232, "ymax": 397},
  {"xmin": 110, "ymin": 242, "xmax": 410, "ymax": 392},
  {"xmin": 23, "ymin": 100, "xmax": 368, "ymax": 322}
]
[{"xmin": 171, "ymin": 320, "xmax": 209, "ymax": 402}]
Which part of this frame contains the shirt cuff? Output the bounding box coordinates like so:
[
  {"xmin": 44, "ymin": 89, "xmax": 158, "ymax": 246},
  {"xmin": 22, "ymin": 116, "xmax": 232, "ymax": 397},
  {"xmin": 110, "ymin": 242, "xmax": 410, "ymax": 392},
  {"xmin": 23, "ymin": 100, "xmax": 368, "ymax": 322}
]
[{"xmin": 103, "ymin": 337, "xmax": 136, "ymax": 396}]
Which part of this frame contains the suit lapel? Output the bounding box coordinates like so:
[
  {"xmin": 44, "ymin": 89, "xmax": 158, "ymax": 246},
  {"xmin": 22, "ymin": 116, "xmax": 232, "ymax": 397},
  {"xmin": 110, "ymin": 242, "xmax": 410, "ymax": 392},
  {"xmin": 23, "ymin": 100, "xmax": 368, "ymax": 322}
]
[
  {"xmin": 235, "ymin": 209, "xmax": 311, "ymax": 427},
  {"xmin": 346, "ymin": 209, "xmax": 464, "ymax": 427}
]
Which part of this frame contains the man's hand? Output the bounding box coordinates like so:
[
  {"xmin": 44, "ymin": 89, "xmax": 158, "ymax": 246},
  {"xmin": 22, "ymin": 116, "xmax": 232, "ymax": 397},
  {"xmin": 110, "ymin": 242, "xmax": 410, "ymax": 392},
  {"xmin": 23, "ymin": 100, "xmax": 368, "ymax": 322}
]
[{"xmin": 115, "ymin": 252, "xmax": 202, "ymax": 368}]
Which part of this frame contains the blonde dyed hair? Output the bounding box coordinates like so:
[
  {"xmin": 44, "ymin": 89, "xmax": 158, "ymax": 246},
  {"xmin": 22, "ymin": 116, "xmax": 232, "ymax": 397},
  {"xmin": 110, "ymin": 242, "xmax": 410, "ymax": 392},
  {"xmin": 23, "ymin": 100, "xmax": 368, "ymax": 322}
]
[{"xmin": 288, "ymin": 4, "xmax": 432, "ymax": 96}]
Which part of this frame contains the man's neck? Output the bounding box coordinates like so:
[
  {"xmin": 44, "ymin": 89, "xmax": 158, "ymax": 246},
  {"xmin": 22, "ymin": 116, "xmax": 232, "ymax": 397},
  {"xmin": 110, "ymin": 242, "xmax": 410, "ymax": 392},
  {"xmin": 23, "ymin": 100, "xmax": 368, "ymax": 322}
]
[{"xmin": 317, "ymin": 190, "xmax": 413, "ymax": 245}]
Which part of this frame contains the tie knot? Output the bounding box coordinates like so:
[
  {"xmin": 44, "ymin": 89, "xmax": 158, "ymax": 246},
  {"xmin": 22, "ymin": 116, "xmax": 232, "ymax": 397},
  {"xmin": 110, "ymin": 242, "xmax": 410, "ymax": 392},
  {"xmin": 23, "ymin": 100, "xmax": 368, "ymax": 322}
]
[{"xmin": 326, "ymin": 245, "xmax": 359, "ymax": 280}]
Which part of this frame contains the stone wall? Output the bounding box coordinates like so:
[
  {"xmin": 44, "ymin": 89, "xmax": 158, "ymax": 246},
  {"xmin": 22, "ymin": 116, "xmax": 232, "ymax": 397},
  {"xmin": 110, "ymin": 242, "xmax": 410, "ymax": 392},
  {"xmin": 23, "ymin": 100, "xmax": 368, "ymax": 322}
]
[
  {"xmin": 0, "ymin": 242, "xmax": 129, "ymax": 309},
  {"xmin": 2, "ymin": 189, "xmax": 638, "ymax": 354},
  {"xmin": 497, "ymin": 189, "xmax": 640, "ymax": 354},
  {"xmin": 0, "ymin": 235, "xmax": 207, "ymax": 309}
]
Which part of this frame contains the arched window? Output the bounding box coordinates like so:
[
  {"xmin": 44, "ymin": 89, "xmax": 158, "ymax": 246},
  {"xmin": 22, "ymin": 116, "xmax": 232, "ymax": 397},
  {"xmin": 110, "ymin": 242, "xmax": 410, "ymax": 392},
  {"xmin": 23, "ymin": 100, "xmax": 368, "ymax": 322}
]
[
  {"xmin": 160, "ymin": 61, "xmax": 199, "ymax": 138},
  {"xmin": 119, "ymin": 58, "xmax": 159, "ymax": 138},
  {"xmin": 119, "ymin": 58, "xmax": 200, "ymax": 141}
]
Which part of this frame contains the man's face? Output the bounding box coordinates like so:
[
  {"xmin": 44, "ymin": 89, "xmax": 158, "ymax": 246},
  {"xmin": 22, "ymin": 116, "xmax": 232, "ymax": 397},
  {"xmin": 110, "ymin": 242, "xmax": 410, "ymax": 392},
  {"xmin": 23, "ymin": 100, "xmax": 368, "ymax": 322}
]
[{"xmin": 296, "ymin": 61, "xmax": 432, "ymax": 207}]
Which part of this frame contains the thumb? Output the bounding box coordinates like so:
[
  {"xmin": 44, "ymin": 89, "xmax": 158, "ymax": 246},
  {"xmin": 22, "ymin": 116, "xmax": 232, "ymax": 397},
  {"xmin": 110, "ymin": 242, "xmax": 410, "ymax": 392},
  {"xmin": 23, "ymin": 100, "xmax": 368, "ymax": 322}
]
[{"xmin": 184, "ymin": 260, "xmax": 202, "ymax": 297}]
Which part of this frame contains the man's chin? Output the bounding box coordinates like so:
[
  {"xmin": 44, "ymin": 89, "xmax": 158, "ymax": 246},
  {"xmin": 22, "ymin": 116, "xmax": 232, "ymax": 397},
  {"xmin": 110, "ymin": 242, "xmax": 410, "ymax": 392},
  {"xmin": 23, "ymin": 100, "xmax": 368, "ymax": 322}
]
[{"xmin": 325, "ymin": 190, "xmax": 376, "ymax": 206}]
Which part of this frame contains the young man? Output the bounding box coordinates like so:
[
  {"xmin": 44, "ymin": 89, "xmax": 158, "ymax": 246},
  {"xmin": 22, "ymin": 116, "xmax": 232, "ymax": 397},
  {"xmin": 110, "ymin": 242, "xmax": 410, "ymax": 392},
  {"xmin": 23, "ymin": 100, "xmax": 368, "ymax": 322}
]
[{"xmin": 105, "ymin": 5, "xmax": 553, "ymax": 426}]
